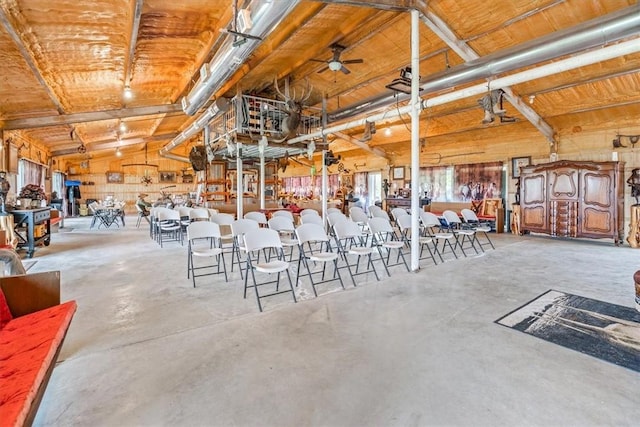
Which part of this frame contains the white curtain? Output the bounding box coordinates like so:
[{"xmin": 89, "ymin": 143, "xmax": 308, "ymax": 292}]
[{"xmin": 17, "ymin": 159, "xmax": 46, "ymax": 195}]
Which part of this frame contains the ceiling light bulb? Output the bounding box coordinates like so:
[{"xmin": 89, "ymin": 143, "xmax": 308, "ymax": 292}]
[
  {"xmin": 115, "ymin": 147, "xmax": 122, "ymax": 157},
  {"xmin": 123, "ymin": 86, "xmax": 133, "ymax": 100},
  {"xmin": 528, "ymin": 95, "xmax": 535, "ymax": 104},
  {"xmin": 119, "ymin": 122, "xmax": 127, "ymax": 132},
  {"xmin": 384, "ymin": 127, "xmax": 392, "ymax": 136}
]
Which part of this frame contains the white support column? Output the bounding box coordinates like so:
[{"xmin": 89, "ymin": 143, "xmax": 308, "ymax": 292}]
[
  {"xmin": 236, "ymin": 142, "xmax": 243, "ymax": 219},
  {"xmin": 410, "ymin": 9, "xmax": 421, "ymax": 272},
  {"xmin": 322, "ymin": 150, "xmax": 328, "ymax": 227},
  {"xmin": 259, "ymin": 153, "xmax": 265, "ymax": 210}
]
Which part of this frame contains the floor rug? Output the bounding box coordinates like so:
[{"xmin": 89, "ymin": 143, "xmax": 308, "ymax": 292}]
[{"xmin": 495, "ymin": 290, "xmax": 640, "ymax": 372}]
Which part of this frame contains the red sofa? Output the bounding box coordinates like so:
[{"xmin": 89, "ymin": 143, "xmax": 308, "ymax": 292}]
[{"xmin": 0, "ymin": 271, "xmax": 77, "ymax": 427}]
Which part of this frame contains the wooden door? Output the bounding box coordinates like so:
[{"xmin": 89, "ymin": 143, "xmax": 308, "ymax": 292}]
[
  {"xmin": 579, "ymin": 166, "xmax": 616, "ymax": 239},
  {"xmin": 520, "ymin": 170, "xmax": 548, "ymax": 233}
]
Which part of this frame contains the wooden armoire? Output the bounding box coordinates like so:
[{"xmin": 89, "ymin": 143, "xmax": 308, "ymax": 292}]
[{"xmin": 519, "ymin": 160, "xmax": 624, "ymax": 245}]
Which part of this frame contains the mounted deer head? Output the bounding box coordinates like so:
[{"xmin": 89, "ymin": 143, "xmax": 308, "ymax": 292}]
[{"xmin": 273, "ymin": 76, "xmax": 312, "ymax": 142}]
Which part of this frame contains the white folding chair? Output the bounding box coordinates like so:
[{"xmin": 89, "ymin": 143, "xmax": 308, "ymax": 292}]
[
  {"xmin": 230, "ymin": 219, "xmax": 260, "ymax": 278},
  {"xmin": 327, "ymin": 207, "xmax": 342, "ymax": 215},
  {"xmin": 461, "ymin": 208, "xmax": 495, "ymax": 250},
  {"xmin": 442, "ymin": 210, "xmax": 479, "ymax": 256},
  {"xmin": 368, "ymin": 205, "xmax": 383, "ymax": 218},
  {"xmin": 397, "ymin": 214, "xmax": 438, "ymax": 266},
  {"xmin": 295, "ymin": 223, "xmax": 345, "ymax": 297},
  {"xmin": 299, "ymin": 209, "xmax": 320, "ymax": 217},
  {"xmin": 271, "ymin": 210, "xmax": 294, "ymax": 221},
  {"xmin": 189, "ymin": 208, "xmax": 210, "ymax": 222},
  {"xmin": 186, "ymin": 222, "xmax": 227, "ymax": 286},
  {"xmin": 300, "ymin": 214, "xmax": 324, "ymax": 226},
  {"xmin": 244, "ymin": 211, "xmax": 268, "ymax": 226},
  {"xmin": 157, "ymin": 208, "xmax": 183, "ymax": 247},
  {"xmin": 367, "ymin": 217, "xmax": 409, "ymax": 276},
  {"xmin": 267, "ymin": 216, "xmax": 298, "ymax": 261},
  {"xmin": 371, "ymin": 208, "xmax": 391, "ymax": 221},
  {"xmin": 419, "ymin": 211, "xmax": 455, "ymax": 261},
  {"xmin": 333, "ymin": 220, "xmax": 380, "ymax": 287},
  {"xmin": 243, "ymin": 228, "xmax": 297, "ymax": 312}
]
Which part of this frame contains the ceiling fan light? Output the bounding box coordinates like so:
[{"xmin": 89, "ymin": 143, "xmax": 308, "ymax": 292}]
[{"xmin": 328, "ymin": 61, "xmax": 342, "ymax": 71}]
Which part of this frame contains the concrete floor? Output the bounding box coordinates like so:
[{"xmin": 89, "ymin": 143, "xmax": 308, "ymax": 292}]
[{"xmin": 26, "ymin": 216, "xmax": 640, "ymax": 426}]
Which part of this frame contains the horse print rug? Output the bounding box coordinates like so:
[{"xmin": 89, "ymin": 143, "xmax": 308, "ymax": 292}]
[{"xmin": 495, "ymin": 290, "xmax": 640, "ymax": 372}]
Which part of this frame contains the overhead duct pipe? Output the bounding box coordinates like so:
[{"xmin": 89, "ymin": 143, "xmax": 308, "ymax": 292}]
[
  {"xmin": 182, "ymin": 0, "xmax": 300, "ymax": 116},
  {"xmin": 159, "ymin": 97, "xmax": 229, "ymax": 158},
  {"xmin": 288, "ymin": 37, "xmax": 640, "ymax": 144},
  {"xmin": 329, "ymin": 4, "xmax": 640, "ymax": 123}
]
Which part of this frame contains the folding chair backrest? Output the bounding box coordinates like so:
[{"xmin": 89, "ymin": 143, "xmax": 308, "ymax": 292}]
[
  {"xmin": 231, "ymin": 219, "xmax": 259, "ymax": 237},
  {"xmin": 295, "ymin": 223, "xmax": 330, "ymax": 245},
  {"xmin": 368, "ymin": 205, "xmax": 382, "ymax": 216},
  {"xmin": 349, "ymin": 208, "xmax": 368, "ymax": 223},
  {"xmin": 368, "ymin": 216, "xmax": 395, "ymax": 234},
  {"xmin": 210, "ymin": 213, "xmax": 235, "ymax": 226},
  {"xmin": 187, "ymin": 221, "xmax": 221, "ymax": 240},
  {"xmin": 391, "ymin": 208, "xmax": 409, "ymax": 222},
  {"xmin": 207, "ymin": 208, "xmax": 219, "ymax": 217},
  {"xmin": 300, "ymin": 209, "xmax": 319, "ymax": 217},
  {"xmin": 420, "ymin": 211, "xmax": 442, "ymax": 228},
  {"xmin": 334, "ymin": 220, "xmax": 363, "ymax": 240},
  {"xmin": 271, "ymin": 210, "xmax": 294, "ymax": 221},
  {"xmin": 349, "ymin": 206, "xmax": 365, "ymax": 216},
  {"xmin": 372, "ymin": 209, "xmax": 391, "ymax": 221},
  {"xmin": 300, "ymin": 214, "xmax": 324, "ymax": 226},
  {"xmin": 244, "ymin": 228, "xmax": 283, "ymax": 253},
  {"xmin": 189, "ymin": 208, "xmax": 210, "ymax": 221},
  {"xmin": 396, "ymin": 214, "xmax": 412, "ymax": 232},
  {"xmin": 461, "ymin": 208, "xmax": 479, "ymax": 223},
  {"xmin": 268, "ymin": 216, "xmax": 295, "ymax": 233},
  {"xmin": 442, "ymin": 210, "xmax": 462, "ymax": 226},
  {"xmin": 327, "ymin": 212, "xmax": 347, "ymax": 227},
  {"xmin": 158, "ymin": 208, "xmax": 180, "ymax": 221},
  {"xmin": 327, "ymin": 207, "xmax": 342, "ymax": 215},
  {"xmin": 178, "ymin": 207, "xmax": 192, "ymax": 217},
  {"xmin": 244, "ymin": 211, "xmax": 268, "ymax": 224}
]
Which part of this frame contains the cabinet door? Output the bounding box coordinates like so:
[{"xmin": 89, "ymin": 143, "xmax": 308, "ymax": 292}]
[
  {"xmin": 521, "ymin": 171, "xmax": 548, "ymax": 233},
  {"xmin": 549, "ymin": 167, "xmax": 578, "ymax": 200},
  {"xmin": 579, "ymin": 169, "xmax": 615, "ymax": 238}
]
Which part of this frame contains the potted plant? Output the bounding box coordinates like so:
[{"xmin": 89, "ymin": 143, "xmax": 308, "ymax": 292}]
[{"xmin": 18, "ymin": 184, "xmax": 46, "ymax": 208}]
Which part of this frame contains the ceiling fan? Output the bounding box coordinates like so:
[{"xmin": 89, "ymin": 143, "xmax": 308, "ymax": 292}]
[
  {"xmin": 311, "ymin": 43, "xmax": 364, "ymax": 75},
  {"xmin": 122, "ymin": 143, "xmax": 159, "ymax": 168}
]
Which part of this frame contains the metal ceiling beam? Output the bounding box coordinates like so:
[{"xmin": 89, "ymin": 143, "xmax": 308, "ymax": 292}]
[
  {"xmin": 124, "ymin": 0, "xmax": 144, "ymax": 88},
  {"xmin": 333, "ymin": 131, "xmax": 389, "ymax": 159},
  {"xmin": 412, "ymin": 0, "xmax": 556, "ymax": 144},
  {"xmin": 1, "ymin": 104, "xmax": 183, "ymax": 130}
]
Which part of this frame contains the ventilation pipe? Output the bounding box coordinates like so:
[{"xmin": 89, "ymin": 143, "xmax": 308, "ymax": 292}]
[
  {"xmin": 328, "ymin": 4, "xmax": 640, "ymax": 123},
  {"xmin": 182, "ymin": 0, "xmax": 300, "ymax": 116},
  {"xmin": 159, "ymin": 97, "xmax": 229, "ymax": 159}
]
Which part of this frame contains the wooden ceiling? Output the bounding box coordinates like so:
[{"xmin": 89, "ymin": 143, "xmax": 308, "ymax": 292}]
[{"xmin": 0, "ymin": 0, "xmax": 639, "ymax": 162}]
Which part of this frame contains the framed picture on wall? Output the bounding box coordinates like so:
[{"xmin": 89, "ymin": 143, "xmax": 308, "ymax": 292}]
[
  {"xmin": 159, "ymin": 171, "xmax": 177, "ymax": 183},
  {"xmin": 392, "ymin": 166, "xmax": 405, "ymax": 180},
  {"xmin": 511, "ymin": 156, "xmax": 531, "ymax": 178},
  {"xmin": 182, "ymin": 174, "xmax": 194, "ymax": 184},
  {"xmin": 106, "ymin": 171, "xmax": 124, "ymax": 183}
]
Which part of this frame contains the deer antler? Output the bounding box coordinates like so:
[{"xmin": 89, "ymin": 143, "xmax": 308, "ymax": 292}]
[{"xmin": 274, "ymin": 76, "xmax": 286, "ymax": 100}]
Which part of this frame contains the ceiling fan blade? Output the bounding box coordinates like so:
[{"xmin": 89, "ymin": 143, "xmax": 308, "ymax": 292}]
[
  {"xmin": 340, "ymin": 65, "xmax": 351, "ymax": 74},
  {"xmin": 342, "ymin": 59, "xmax": 364, "ymax": 64},
  {"xmin": 317, "ymin": 65, "xmax": 330, "ymax": 74}
]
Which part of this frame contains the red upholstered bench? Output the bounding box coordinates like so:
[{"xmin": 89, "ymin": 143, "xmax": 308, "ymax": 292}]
[{"xmin": 0, "ymin": 271, "xmax": 77, "ymax": 427}]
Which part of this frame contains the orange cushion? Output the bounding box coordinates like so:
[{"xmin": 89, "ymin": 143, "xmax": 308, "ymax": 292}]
[{"xmin": 0, "ymin": 301, "xmax": 77, "ymax": 427}]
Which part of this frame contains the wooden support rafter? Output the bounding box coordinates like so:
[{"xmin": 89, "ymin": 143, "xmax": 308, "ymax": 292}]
[{"xmin": 333, "ymin": 131, "xmax": 389, "ymax": 159}]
